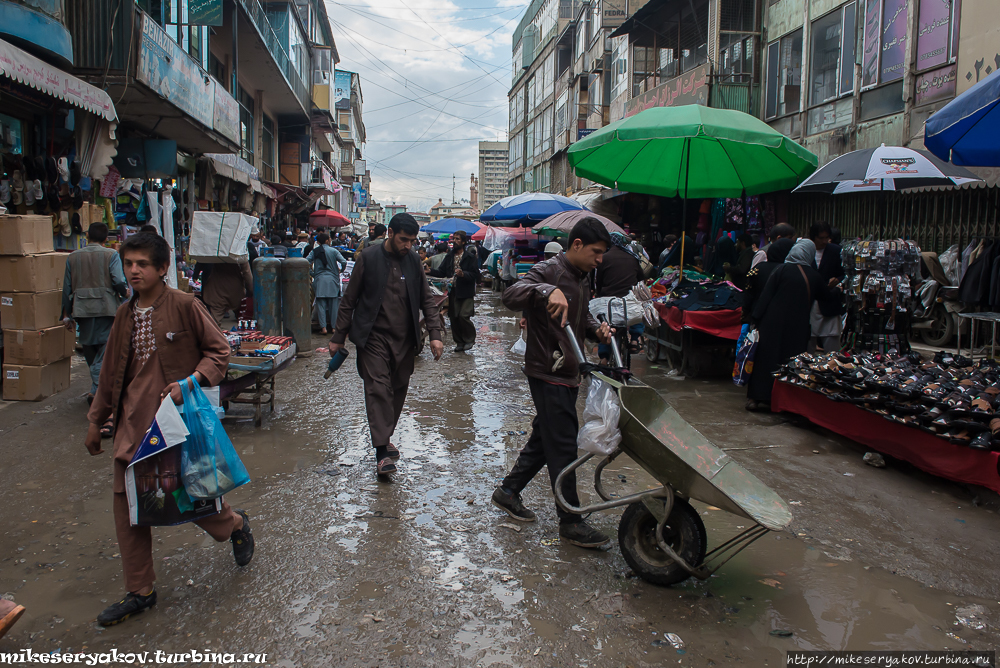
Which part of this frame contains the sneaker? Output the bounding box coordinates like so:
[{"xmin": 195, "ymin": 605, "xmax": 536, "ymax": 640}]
[
  {"xmin": 491, "ymin": 487, "xmax": 536, "ymax": 522},
  {"xmin": 559, "ymin": 521, "xmax": 610, "ymax": 548},
  {"xmin": 96, "ymin": 590, "xmax": 156, "ymax": 626},
  {"xmin": 231, "ymin": 509, "xmax": 255, "ymax": 567}
]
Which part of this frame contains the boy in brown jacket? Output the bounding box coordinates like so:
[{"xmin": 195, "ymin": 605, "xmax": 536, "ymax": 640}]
[{"xmin": 85, "ymin": 233, "xmax": 255, "ymax": 626}]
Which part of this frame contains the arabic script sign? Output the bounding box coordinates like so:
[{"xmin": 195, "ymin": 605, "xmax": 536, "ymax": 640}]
[
  {"xmin": 914, "ymin": 63, "xmax": 957, "ymax": 105},
  {"xmin": 880, "ymin": 0, "xmax": 908, "ymax": 83},
  {"xmin": 624, "ymin": 65, "xmax": 709, "ymax": 118}
]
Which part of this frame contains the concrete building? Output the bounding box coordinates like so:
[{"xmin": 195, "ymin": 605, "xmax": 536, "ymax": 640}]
[
  {"xmin": 428, "ymin": 199, "xmax": 477, "ymax": 222},
  {"xmin": 478, "ymin": 141, "xmax": 509, "ymax": 209},
  {"xmin": 383, "ymin": 203, "xmax": 408, "ymax": 225}
]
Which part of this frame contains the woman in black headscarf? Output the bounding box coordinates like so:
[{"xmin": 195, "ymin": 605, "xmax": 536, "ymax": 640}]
[
  {"xmin": 709, "ymin": 237, "xmax": 737, "ymax": 278},
  {"xmin": 658, "ymin": 234, "xmax": 695, "ymax": 271},
  {"xmin": 741, "ymin": 238, "xmax": 793, "ymax": 325}
]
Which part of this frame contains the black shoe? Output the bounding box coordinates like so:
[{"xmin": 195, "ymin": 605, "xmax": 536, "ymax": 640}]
[
  {"xmin": 97, "ymin": 590, "xmax": 156, "ymax": 626},
  {"xmin": 462, "ymin": 343, "xmax": 474, "ymax": 351},
  {"xmin": 231, "ymin": 509, "xmax": 254, "ymax": 567},
  {"xmin": 453, "ymin": 345, "xmax": 464, "ymax": 353},
  {"xmin": 559, "ymin": 521, "xmax": 610, "ymax": 548},
  {"xmin": 491, "ymin": 487, "xmax": 536, "ymax": 522}
]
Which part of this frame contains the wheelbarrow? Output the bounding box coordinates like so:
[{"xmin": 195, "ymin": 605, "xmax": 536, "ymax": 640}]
[{"xmin": 556, "ymin": 325, "xmax": 792, "ymax": 586}]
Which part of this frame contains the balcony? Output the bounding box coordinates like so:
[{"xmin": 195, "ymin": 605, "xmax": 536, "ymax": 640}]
[
  {"xmin": 237, "ymin": 0, "xmax": 311, "ymax": 115},
  {"xmin": 710, "ymin": 81, "xmax": 761, "ymax": 117}
]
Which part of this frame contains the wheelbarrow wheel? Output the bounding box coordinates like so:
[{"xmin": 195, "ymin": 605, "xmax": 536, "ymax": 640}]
[{"xmin": 618, "ymin": 498, "xmax": 707, "ymax": 586}]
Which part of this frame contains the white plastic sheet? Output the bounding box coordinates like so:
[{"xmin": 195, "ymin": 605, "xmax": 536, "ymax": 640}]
[{"xmin": 189, "ymin": 211, "xmax": 255, "ymax": 263}]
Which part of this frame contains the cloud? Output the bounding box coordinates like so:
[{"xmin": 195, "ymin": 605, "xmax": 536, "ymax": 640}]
[{"xmin": 325, "ymin": 0, "xmax": 518, "ymax": 211}]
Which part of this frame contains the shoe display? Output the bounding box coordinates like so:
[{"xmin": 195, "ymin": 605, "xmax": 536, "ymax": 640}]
[
  {"xmin": 96, "ymin": 590, "xmax": 157, "ymax": 627},
  {"xmin": 559, "ymin": 521, "xmax": 611, "ymax": 548},
  {"xmin": 491, "ymin": 487, "xmax": 536, "ymax": 522},
  {"xmin": 230, "ymin": 509, "xmax": 255, "ymax": 567}
]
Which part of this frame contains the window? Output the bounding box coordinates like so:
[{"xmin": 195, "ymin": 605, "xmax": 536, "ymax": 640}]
[
  {"xmin": 862, "ymin": 0, "xmax": 911, "ymax": 88},
  {"xmin": 576, "ymin": 10, "xmax": 589, "ymax": 59},
  {"xmin": 262, "ymin": 115, "xmax": 275, "ymax": 182},
  {"xmin": 660, "ymin": 47, "xmax": 678, "ymax": 80},
  {"xmin": 526, "ymin": 122, "xmax": 535, "ymax": 162},
  {"xmin": 210, "ymin": 53, "xmax": 227, "ymax": 93},
  {"xmin": 238, "ymin": 85, "xmax": 254, "ymax": 164},
  {"xmin": 513, "ymin": 42, "xmax": 523, "ymax": 83},
  {"xmin": 590, "ymin": 2, "xmax": 601, "ymax": 39},
  {"xmin": 809, "ymin": 3, "xmax": 857, "ymax": 107},
  {"xmin": 679, "ymin": 0, "xmax": 708, "ymax": 72},
  {"xmin": 632, "ymin": 46, "xmax": 656, "ymax": 96},
  {"xmin": 916, "ymin": 0, "xmax": 961, "ymax": 72},
  {"xmin": 510, "ymin": 91, "xmax": 519, "ymax": 131},
  {"xmin": 541, "ymin": 106, "xmax": 553, "ymax": 152},
  {"xmin": 555, "ymin": 89, "xmax": 568, "ymax": 136},
  {"xmin": 541, "ymin": 52, "xmax": 555, "ymax": 101},
  {"xmin": 764, "ymin": 29, "xmax": 803, "ymax": 120},
  {"xmin": 527, "ymin": 76, "xmax": 537, "ymax": 112},
  {"xmin": 610, "ymin": 36, "xmax": 628, "ymax": 100}
]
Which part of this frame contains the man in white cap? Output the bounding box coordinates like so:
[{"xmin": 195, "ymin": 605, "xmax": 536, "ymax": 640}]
[{"xmin": 544, "ymin": 241, "xmax": 563, "ymax": 260}]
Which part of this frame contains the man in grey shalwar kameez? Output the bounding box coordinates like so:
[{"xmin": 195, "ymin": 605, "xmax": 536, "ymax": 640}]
[{"xmin": 307, "ymin": 233, "xmax": 348, "ymax": 334}]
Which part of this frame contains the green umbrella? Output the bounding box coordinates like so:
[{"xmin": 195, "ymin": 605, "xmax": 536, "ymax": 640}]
[
  {"xmin": 568, "ymin": 105, "xmax": 817, "ymax": 272},
  {"xmin": 568, "ymin": 105, "xmax": 817, "ymax": 197}
]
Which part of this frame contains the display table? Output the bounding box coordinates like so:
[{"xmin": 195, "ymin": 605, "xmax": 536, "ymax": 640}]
[
  {"xmin": 221, "ymin": 343, "xmax": 296, "ymax": 428},
  {"xmin": 771, "ymin": 380, "xmax": 1000, "ymax": 494},
  {"xmin": 653, "ymin": 303, "xmax": 743, "ymax": 340}
]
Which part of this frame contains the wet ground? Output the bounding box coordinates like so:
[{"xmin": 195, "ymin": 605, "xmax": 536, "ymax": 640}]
[{"xmin": 2, "ymin": 290, "xmax": 1000, "ymax": 666}]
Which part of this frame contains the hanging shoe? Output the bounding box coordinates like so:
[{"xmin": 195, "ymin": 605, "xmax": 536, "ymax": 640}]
[
  {"xmin": 70, "ymin": 159, "xmax": 81, "ymax": 186},
  {"xmin": 72, "ymin": 185, "xmax": 83, "ymax": 209},
  {"xmin": 11, "ymin": 169, "xmax": 23, "ymax": 192},
  {"xmin": 70, "ymin": 212, "xmax": 82, "ymax": 234},
  {"xmin": 57, "ymin": 157, "xmax": 70, "ymax": 182},
  {"xmin": 44, "ymin": 156, "xmax": 57, "ymax": 184},
  {"xmin": 0, "ymin": 180, "xmax": 9, "ymax": 204},
  {"xmin": 59, "ymin": 210, "xmax": 71, "ymax": 236}
]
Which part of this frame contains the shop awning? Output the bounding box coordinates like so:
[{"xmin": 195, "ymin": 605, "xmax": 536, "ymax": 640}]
[{"xmin": 0, "ymin": 37, "xmax": 116, "ymax": 121}]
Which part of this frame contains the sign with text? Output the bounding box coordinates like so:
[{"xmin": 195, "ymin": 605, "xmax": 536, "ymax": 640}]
[
  {"xmin": 880, "ymin": 0, "xmax": 908, "ymax": 82},
  {"xmin": 189, "ymin": 0, "xmax": 223, "ymax": 26},
  {"xmin": 577, "ymin": 128, "xmax": 596, "ymax": 140},
  {"xmin": 862, "ymin": 0, "xmax": 882, "ymax": 88},
  {"xmin": 212, "ymin": 82, "xmax": 239, "ymax": 145},
  {"xmin": 137, "ymin": 15, "xmax": 214, "ymax": 129},
  {"xmin": 624, "ymin": 65, "xmax": 709, "ymax": 118},
  {"xmin": 916, "ymin": 0, "xmax": 953, "ymax": 70},
  {"xmin": 602, "ymin": 0, "xmax": 627, "ymax": 28},
  {"xmin": 334, "ymin": 70, "xmax": 352, "ymax": 111},
  {"xmin": 914, "ymin": 63, "xmax": 957, "ymax": 106}
]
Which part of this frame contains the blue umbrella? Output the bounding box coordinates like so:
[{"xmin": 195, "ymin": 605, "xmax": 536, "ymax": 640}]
[
  {"xmin": 420, "ymin": 218, "xmax": 483, "ymax": 234},
  {"xmin": 479, "ymin": 192, "xmax": 584, "ymax": 225},
  {"xmin": 925, "ymin": 69, "xmax": 1000, "ymax": 166}
]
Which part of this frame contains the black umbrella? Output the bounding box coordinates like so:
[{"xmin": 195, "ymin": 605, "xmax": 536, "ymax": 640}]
[{"xmin": 793, "ymin": 144, "xmax": 980, "ymax": 194}]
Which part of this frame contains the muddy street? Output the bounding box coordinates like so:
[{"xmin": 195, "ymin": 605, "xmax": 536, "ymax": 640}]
[{"xmin": 2, "ymin": 291, "xmax": 1000, "ymax": 667}]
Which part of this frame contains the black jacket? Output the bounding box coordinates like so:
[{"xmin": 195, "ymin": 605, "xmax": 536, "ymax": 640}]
[
  {"xmin": 816, "ymin": 243, "xmax": 846, "ymax": 317},
  {"xmin": 595, "ymin": 245, "xmax": 643, "ymax": 298},
  {"xmin": 429, "ymin": 246, "xmax": 481, "ymax": 300}
]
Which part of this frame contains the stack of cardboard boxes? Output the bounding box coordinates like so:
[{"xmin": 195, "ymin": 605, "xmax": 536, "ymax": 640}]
[{"xmin": 0, "ymin": 216, "xmax": 73, "ymax": 401}]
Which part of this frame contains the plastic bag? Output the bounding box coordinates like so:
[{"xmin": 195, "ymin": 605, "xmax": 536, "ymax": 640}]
[
  {"xmin": 589, "ymin": 294, "xmax": 645, "ymax": 327},
  {"xmin": 938, "ymin": 244, "xmax": 959, "ymax": 285},
  {"xmin": 179, "ymin": 376, "xmax": 251, "ymax": 499},
  {"xmin": 510, "ymin": 332, "xmax": 527, "ymax": 355},
  {"xmin": 732, "ymin": 328, "xmax": 759, "ymax": 386},
  {"xmin": 577, "ymin": 378, "xmax": 622, "ymax": 455}
]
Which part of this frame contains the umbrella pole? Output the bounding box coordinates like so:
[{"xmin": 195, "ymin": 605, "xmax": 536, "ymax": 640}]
[{"xmin": 679, "ymin": 137, "xmax": 690, "ymax": 277}]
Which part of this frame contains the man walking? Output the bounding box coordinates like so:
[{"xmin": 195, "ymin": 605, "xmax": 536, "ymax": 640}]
[
  {"xmin": 329, "ymin": 214, "xmax": 445, "ymax": 475},
  {"xmin": 429, "ymin": 229, "xmax": 481, "ymax": 352},
  {"xmin": 85, "ymin": 232, "xmax": 254, "ymax": 627},
  {"xmin": 492, "ymin": 218, "xmax": 613, "ymax": 548},
  {"xmin": 198, "ymin": 260, "xmax": 253, "ymax": 327},
  {"xmin": 62, "ymin": 222, "xmax": 128, "ymax": 410}
]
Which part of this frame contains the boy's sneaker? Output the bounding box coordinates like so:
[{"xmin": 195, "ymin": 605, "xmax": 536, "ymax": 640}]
[
  {"xmin": 491, "ymin": 487, "xmax": 536, "ymax": 522},
  {"xmin": 96, "ymin": 590, "xmax": 156, "ymax": 626},
  {"xmin": 231, "ymin": 509, "xmax": 255, "ymax": 567},
  {"xmin": 559, "ymin": 521, "xmax": 610, "ymax": 548}
]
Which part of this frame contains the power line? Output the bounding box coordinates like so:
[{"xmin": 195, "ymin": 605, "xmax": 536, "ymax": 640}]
[{"xmin": 329, "ymin": 2, "xmax": 524, "ymax": 23}]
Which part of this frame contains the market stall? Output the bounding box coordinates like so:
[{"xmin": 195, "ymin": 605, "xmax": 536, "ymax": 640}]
[
  {"xmin": 771, "ymin": 350, "xmax": 1000, "ymax": 493},
  {"xmin": 220, "ymin": 326, "xmax": 296, "ymax": 428},
  {"xmin": 645, "ymin": 269, "xmax": 743, "ymax": 376}
]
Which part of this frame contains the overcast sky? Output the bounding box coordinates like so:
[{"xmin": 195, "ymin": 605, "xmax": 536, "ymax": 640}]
[{"xmin": 324, "ymin": 0, "xmax": 520, "ymax": 214}]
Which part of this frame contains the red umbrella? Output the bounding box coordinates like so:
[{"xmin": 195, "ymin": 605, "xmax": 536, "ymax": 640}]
[
  {"xmin": 470, "ymin": 225, "xmax": 541, "ymax": 242},
  {"xmin": 309, "ymin": 209, "xmax": 351, "ymax": 228}
]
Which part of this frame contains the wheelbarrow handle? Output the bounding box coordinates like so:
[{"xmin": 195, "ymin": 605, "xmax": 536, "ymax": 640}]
[
  {"xmin": 597, "ymin": 314, "xmax": 625, "ymax": 369},
  {"xmin": 562, "ymin": 323, "xmax": 589, "ymax": 367}
]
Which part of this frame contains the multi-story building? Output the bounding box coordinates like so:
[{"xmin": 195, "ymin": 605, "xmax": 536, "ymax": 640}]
[
  {"xmin": 383, "ymin": 203, "xmax": 407, "ymax": 225},
  {"xmin": 508, "ymin": 0, "xmax": 623, "ymax": 198},
  {"xmin": 335, "ymin": 69, "xmax": 367, "ymax": 219},
  {"xmin": 428, "ymin": 199, "xmax": 477, "ymax": 222},
  {"xmin": 478, "ymin": 141, "xmax": 509, "ymax": 209}
]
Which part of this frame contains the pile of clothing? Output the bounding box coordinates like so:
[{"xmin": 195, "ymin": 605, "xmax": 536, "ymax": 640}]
[
  {"xmin": 652, "ymin": 269, "xmax": 743, "ymax": 311},
  {"xmin": 776, "ymin": 350, "xmax": 1000, "ymax": 451}
]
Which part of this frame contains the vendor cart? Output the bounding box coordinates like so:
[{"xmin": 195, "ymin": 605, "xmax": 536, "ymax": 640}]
[
  {"xmin": 558, "ymin": 329, "xmax": 792, "ymax": 585},
  {"xmin": 645, "ymin": 303, "xmax": 742, "ymax": 377},
  {"xmin": 221, "ymin": 343, "xmax": 296, "ymax": 427}
]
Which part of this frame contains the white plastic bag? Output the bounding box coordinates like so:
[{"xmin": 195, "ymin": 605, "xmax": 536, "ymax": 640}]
[
  {"xmin": 589, "ymin": 294, "xmax": 645, "ymax": 326},
  {"xmin": 577, "ymin": 378, "xmax": 622, "ymax": 455},
  {"xmin": 510, "ymin": 333, "xmax": 527, "ymax": 355},
  {"xmin": 189, "ymin": 211, "xmax": 254, "ymax": 263}
]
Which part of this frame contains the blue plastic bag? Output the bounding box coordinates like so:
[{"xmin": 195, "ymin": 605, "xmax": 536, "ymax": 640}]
[
  {"xmin": 732, "ymin": 329, "xmax": 759, "ymax": 387},
  {"xmin": 179, "ymin": 376, "xmax": 251, "ymax": 499}
]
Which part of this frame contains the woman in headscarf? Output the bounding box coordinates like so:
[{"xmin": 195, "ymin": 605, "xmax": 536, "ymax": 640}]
[
  {"xmin": 709, "ymin": 237, "xmax": 737, "ymax": 279},
  {"xmin": 746, "ymin": 238, "xmax": 837, "ymax": 411},
  {"xmin": 658, "ymin": 234, "xmax": 695, "ymax": 271},
  {"xmin": 306, "ymin": 233, "xmax": 348, "ymax": 335},
  {"xmin": 741, "ymin": 238, "xmax": 793, "ymax": 326}
]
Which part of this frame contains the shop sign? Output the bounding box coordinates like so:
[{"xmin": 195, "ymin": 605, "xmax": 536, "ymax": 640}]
[
  {"xmin": 138, "ymin": 15, "xmax": 215, "ymax": 129},
  {"xmin": 602, "ymin": 0, "xmax": 627, "ymax": 28},
  {"xmin": 348, "ymin": 212, "xmax": 360, "ymax": 219},
  {"xmin": 624, "ymin": 64, "xmax": 709, "ymax": 118},
  {"xmin": 880, "ymin": 0, "xmax": 908, "ymax": 83},
  {"xmin": 916, "ymin": 0, "xmax": 953, "ymax": 71},
  {"xmin": 577, "ymin": 128, "xmax": 596, "ymax": 140},
  {"xmin": 334, "ymin": 70, "xmax": 352, "ymax": 111},
  {"xmin": 861, "ymin": 0, "xmax": 881, "ymax": 88},
  {"xmin": 915, "ymin": 63, "xmax": 957, "ymax": 106},
  {"xmin": 213, "ymin": 83, "xmax": 239, "ymax": 145},
  {"xmin": 189, "ymin": 0, "xmax": 223, "ymax": 26}
]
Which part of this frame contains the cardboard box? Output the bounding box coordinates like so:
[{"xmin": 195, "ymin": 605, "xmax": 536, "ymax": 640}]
[
  {"xmin": 3, "ymin": 358, "xmax": 71, "ymax": 401},
  {"xmin": 0, "ymin": 290, "xmax": 63, "ymax": 330},
  {"xmin": 0, "ymin": 253, "xmax": 65, "ymax": 292},
  {"xmin": 0, "ymin": 215, "xmax": 55, "ymax": 255},
  {"xmin": 3, "ymin": 326, "xmax": 75, "ymax": 365}
]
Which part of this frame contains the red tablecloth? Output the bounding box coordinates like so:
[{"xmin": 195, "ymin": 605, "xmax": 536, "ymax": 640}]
[
  {"xmin": 771, "ymin": 381, "xmax": 1000, "ymax": 494},
  {"xmin": 654, "ymin": 303, "xmax": 743, "ymax": 340}
]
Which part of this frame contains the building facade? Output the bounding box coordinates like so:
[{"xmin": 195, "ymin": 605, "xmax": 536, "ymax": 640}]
[{"xmin": 478, "ymin": 141, "xmax": 509, "ymax": 209}]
